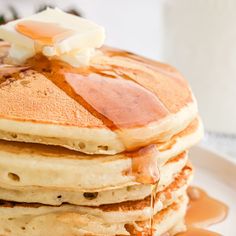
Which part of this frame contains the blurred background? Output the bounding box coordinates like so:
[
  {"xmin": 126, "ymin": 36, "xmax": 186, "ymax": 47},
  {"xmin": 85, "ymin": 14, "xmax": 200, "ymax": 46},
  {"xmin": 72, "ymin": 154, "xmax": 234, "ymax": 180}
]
[{"xmin": 1, "ymin": 0, "xmax": 235, "ymax": 157}]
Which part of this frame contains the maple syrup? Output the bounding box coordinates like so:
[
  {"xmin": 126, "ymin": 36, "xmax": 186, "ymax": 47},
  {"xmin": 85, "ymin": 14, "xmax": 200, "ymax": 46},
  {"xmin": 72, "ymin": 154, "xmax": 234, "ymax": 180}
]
[
  {"xmin": 125, "ymin": 144, "xmax": 160, "ymax": 236},
  {"xmin": 26, "ymin": 54, "xmax": 169, "ymax": 131},
  {"xmin": 176, "ymin": 227, "xmax": 221, "ymax": 236},
  {"xmin": 174, "ymin": 186, "xmax": 228, "ymax": 236},
  {"xmin": 125, "ymin": 145, "xmax": 159, "ymax": 184},
  {"xmin": 186, "ymin": 186, "xmax": 228, "ymax": 228},
  {"xmin": 149, "ymin": 183, "xmax": 158, "ymax": 235}
]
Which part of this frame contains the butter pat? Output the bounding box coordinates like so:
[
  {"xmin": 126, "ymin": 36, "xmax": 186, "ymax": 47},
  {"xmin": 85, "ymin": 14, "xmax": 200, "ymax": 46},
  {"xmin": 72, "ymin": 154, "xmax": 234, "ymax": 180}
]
[
  {"xmin": 59, "ymin": 48, "xmax": 95, "ymax": 68},
  {"xmin": 0, "ymin": 8, "xmax": 105, "ymax": 66},
  {"xmin": 9, "ymin": 44, "xmax": 35, "ymax": 62}
]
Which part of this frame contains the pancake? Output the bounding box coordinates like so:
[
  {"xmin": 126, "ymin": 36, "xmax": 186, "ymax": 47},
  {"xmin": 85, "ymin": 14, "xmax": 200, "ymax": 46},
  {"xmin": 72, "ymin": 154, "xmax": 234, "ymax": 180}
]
[
  {"xmin": 0, "ymin": 118, "xmax": 202, "ymax": 192},
  {"xmin": 126, "ymin": 195, "xmax": 188, "ymax": 236},
  {"xmin": 0, "ymin": 43, "xmax": 198, "ymax": 154},
  {"xmin": 0, "ymin": 164, "xmax": 192, "ymax": 223},
  {"xmin": 0, "ymin": 156, "xmax": 192, "ymax": 206},
  {"xmin": 0, "ymin": 193, "xmax": 188, "ymax": 236},
  {"xmin": 0, "ymin": 145, "xmax": 187, "ymax": 192}
]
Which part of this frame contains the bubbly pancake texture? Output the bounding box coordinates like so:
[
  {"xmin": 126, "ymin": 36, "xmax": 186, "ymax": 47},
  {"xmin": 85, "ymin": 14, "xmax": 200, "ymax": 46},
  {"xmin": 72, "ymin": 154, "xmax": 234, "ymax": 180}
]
[
  {"xmin": 0, "ymin": 157, "xmax": 192, "ymax": 206},
  {"xmin": 0, "ymin": 43, "xmax": 197, "ymax": 154},
  {"xmin": 0, "ymin": 165, "xmax": 192, "ymax": 224},
  {"xmin": 0, "ymin": 118, "xmax": 202, "ymax": 193},
  {"xmin": 0, "ymin": 148, "xmax": 188, "ymax": 191},
  {"xmin": 0, "ymin": 195, "xmax": 188, "ymax": 236}
]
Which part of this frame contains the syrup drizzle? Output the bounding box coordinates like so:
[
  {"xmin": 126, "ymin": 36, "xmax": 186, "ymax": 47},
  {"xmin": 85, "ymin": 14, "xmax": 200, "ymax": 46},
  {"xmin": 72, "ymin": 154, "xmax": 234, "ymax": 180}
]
[
  {"xmin": 125, "ymin": 145, "xmax": 159, "ymax": 184},
  {"xmin": 26, "ymin": 55, "xmax": 169, "ymax": 131},
  {"xmin": 150, "ymin": 183, "xmax": 158, "ymax": 236},
  {"xmin": 125, "ymin": 144, "xmax": 160, "ymax": 235},
  {"xmin": 65, "ymin": 72, "xmax": 169, "ymax": 129}
]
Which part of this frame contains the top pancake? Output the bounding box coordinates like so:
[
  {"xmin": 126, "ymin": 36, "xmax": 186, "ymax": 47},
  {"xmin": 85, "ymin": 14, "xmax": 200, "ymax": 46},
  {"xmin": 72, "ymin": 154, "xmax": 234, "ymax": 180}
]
[{"xmin": 0, "ymin": 42, "xmax": 197, "ymax": 154}]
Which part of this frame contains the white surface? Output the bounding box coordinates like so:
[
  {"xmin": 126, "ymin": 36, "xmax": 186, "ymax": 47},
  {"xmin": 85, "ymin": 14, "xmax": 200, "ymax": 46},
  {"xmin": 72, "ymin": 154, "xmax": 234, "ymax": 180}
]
[
  {"xmin": 161, "ymin": 0, "xmax": 236, "ymax": 134},
  {"xmin": 190, "ymin": 146, "xmax": 236, "ymax": 236},
  {"xmin": 201, "ymin": 132, "xmax": 236, "ymax": 159}
]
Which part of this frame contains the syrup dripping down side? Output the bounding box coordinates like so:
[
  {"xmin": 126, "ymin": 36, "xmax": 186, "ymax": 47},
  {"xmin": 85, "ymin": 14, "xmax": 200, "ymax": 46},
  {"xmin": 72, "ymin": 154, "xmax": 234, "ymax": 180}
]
[
  {"xmin": 150, "ymin": 183, "xmax": 158, "ymax": 236},
  {"xmin": 125, "ymin": 144, "xmax": 160, "ymax": 235}
]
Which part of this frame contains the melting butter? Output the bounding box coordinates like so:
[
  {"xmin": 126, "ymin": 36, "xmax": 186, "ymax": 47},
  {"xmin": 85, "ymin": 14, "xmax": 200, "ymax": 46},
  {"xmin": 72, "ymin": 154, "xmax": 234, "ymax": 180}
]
[{"xmin": 0, "ymin": 8, "xmax": 105, "ymax": 67}]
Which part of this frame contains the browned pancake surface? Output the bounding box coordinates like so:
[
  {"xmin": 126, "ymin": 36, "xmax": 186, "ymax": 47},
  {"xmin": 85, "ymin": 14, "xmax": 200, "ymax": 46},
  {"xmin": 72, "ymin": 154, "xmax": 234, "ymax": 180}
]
[
  {"xmin": 0, "ymin": 69, "xmax": 105, "ymax": 127},
  {"xmin": 0, "ymin": 43, "xmax": 194, "ymax": 129}
]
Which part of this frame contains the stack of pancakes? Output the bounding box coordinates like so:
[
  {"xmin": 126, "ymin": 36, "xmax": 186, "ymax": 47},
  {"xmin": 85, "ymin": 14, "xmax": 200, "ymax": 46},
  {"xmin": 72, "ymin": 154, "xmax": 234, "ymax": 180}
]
[{"xmin": 0, "ymin": 43, "xmax": 203, "ymax": 236}]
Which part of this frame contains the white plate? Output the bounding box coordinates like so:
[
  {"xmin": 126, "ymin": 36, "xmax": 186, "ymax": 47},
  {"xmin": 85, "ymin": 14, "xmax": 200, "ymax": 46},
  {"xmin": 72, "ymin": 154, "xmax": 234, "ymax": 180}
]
[{"xmin": 190, "ymin": 146, "xmax": 236, "ymax": 236}]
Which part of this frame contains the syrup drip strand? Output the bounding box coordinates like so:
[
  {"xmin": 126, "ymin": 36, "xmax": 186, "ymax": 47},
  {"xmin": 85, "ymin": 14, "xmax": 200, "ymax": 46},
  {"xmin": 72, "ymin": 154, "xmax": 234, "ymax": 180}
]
[
  {"xmin": 150, "ymin": 183, "xmax": 158, "ymax": 236},
  {"xmin": 125, "ymin": 145, "xmax": 160, "ymax": 235}
]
